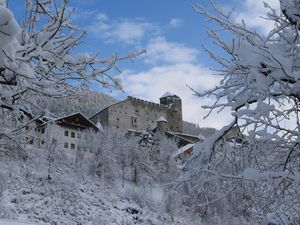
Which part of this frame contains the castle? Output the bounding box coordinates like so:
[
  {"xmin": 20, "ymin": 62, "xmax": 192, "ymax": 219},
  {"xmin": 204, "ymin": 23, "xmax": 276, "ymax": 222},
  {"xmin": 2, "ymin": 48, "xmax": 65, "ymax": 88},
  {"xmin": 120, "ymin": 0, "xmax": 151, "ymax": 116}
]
[
  {"xmin": 30, "ymin": 92, "xmax": 204, "ymax": 156},
  {"xmin": 90, "ymin": 92, "xmax": 183, "ymax": 132}
]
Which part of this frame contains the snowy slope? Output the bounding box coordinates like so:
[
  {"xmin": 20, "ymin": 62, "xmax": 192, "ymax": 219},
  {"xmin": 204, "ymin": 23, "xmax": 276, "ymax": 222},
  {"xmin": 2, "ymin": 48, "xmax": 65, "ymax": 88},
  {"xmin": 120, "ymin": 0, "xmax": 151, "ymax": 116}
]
[{"xmin": 0, "ymin": 148, "xmax": 200, "ymax": 225}]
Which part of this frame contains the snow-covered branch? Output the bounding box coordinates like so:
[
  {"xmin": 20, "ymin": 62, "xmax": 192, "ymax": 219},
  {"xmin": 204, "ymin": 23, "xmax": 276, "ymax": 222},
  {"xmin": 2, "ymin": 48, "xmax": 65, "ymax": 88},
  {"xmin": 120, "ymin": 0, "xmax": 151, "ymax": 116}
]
[{"xmin": 183, "ymin": 1, "xmax": 300, "ymax": 223}]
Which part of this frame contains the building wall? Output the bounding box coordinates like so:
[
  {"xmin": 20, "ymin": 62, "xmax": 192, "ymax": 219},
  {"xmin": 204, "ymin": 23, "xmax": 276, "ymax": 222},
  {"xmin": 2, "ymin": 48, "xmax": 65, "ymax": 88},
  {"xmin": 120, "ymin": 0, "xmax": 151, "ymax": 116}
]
[
  {"xmin": 223, "ymin": 126, "xmax": 241, "ymax": 141},
  {"xmin": 160, "ymin": 96, "xmax": 182, "ymax": 132},
  {"xmin": 32, "ymin": 125, "xmax": 87, "ymax": 152},
  {"xmin": 61, "ymin": 127, "xmax": 84, "ymax": 151},
  {"xmin": 109, "ymin": 98, "xmax": 169, "ymax": 131},
  {"xmin": 90, "ymin": 108, "xmax": 108, "ymax": 127},
  {"xmin": 91, "ymin": 96, "xmax": 183, "ymax": 132}
]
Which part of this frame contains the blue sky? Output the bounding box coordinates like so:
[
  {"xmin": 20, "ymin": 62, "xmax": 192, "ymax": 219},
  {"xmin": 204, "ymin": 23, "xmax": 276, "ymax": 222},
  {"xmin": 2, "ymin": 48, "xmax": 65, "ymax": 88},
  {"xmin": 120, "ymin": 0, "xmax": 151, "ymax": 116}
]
[{"xmin": 9, "ymin": 0, "xmax": 280, "ymax": 128}]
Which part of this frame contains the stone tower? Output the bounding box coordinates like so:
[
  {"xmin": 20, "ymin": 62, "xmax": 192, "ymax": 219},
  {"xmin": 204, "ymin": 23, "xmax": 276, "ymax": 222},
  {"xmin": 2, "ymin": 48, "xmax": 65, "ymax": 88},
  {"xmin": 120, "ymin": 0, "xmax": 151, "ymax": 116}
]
[
  {"xmin": 156, "ymin": 116, "xmax": 168, "ymax": 133},
  {"xmin": 159, "ymin": 92, "xmax": 182, "ymax": 132}
]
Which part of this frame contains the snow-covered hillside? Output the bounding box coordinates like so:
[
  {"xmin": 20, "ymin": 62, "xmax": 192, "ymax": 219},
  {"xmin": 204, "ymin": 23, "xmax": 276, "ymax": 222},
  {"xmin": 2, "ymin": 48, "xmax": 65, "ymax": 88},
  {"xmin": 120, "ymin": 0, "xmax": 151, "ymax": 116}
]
[
  {"xmin": 34, "ymin": 90, "xmax": 117, "ymax": 118},
  {"xmin": 0, "ymin": 145, "xmax": 191, "ymax": 225},
  {"xmin": 0, "ymin": 143, "xmax": 255, "ymax": 225}
]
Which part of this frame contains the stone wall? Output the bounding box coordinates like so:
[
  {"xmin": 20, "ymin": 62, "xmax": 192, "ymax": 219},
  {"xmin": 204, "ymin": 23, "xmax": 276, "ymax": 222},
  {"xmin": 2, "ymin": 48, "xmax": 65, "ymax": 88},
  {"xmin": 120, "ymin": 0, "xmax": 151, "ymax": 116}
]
[
  {"xmin": 90, "ymin": 95, "xmax": 182, "ymax": 132},
  {"xmin": 90, "ymin": 107, "xmax": 109, "ymax": 128},
  {"xmin": 162, "ymin": 97, "xmax": 182, "ymax": 132}
]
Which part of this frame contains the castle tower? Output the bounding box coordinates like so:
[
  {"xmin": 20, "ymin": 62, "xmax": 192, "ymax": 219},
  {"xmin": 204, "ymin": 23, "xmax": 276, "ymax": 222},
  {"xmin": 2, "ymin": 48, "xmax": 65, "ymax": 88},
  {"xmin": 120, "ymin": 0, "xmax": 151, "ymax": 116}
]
[
  {"xmin": 159, "ymin": 92, "xmax": 182, "ymax": 132},
  {"xmin": 156, "ymin": 116, "xmax": 168, "ymax": 133}
]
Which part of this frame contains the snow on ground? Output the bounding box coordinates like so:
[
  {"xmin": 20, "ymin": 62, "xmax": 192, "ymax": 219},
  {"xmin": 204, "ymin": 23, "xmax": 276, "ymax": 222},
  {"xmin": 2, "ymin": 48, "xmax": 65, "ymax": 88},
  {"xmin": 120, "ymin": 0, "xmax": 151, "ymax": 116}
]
[
  {"xmin": 0, "ymin": 147, "xmax": 199, "ymax": 225},
  {"xmin": 0, "ymin": 147, "xmax": 256, "ymax": 225},
  {"xmin": 0, "ymin": 220, "xmax": 38, "ymax": 225}
]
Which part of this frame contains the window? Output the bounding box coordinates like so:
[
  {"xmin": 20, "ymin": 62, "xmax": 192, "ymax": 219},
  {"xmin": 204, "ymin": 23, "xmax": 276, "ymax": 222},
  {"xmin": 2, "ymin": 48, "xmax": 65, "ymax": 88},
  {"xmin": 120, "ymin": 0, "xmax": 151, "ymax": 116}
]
[
  {"xmin": 41, "ymin": 128, "xmax": 45, "ymax": 134},
  {"xmin": 41, "ymin": 140, "xmax": 45, "ymax": 145},
  {"xmin": 77, "ymin": 133, "xmax": 81, "ymax": 139},
  {"xmin": 64, "ymin": 130, "xmax": 69, "ymax": 137},
  {"xmin": 71, "ymin": 132, "xmax": 75, "ymax": 138},
  {"xmin": 132, "ymin": 116, "xmax": 137, "ymax": 126},
  {"xmin": 71, "ymin": 143, "xmax": 75, "ymax": 150},
  {"xmin": 64, "ymin": 142, "xmax": 68, "ymax": 149}
]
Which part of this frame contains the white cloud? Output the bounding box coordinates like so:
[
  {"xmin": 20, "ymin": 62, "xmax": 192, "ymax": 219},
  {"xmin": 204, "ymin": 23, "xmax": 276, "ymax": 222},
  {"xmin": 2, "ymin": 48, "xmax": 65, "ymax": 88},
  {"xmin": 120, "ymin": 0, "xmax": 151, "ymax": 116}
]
[
  {"xmin": 71, "ymin": 9, "xmax": 98, "ymax": 21},
  {"xmin": 88, "ymin": 15, "xmax": 159, "ymax": 44},
  {"xmin": 108, "ymin": 38, "xmax": 234, "ymax": 129},
  {"xmin": 169, "ymin": 18, "xmax": 183, "ymax": 28},
  {"xmin": 145, "ymin": 36, "xmax": 199, "ymax": 65},
  {"xmin": 96, "ymin": 13, "xmax": 108, "ymax": 21},
  {"xmin": 85, "ymin": 11, "xmax": 234, "ymax": 128},
  {"xmin": 234, "ymin": 0, "xmax": 280, "ymax": 33},
  {"xmin": 118, "ymin": 63, "xmax": 233, "ymax": 129},
  {"xmin": 111, "ymin": 21, "xmax": 155, "ymax": 44}
]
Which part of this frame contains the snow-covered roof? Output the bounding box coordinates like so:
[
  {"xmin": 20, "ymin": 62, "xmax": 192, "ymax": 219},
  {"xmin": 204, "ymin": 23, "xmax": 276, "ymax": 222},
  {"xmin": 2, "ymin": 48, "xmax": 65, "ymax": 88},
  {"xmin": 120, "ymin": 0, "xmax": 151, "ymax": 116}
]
[
  {"xmin": 173, "ymin": 143, "xmax": 194, "ymax": 158},
  {"xmin": 159, "ymin": 91, "xmax": 174, "ymax": 99},
  {"xmin": 96, "ymin": 121, "xmax": 104, "ymax": 132},
  {"xmin": 40, "ymin": 112, "xmax": 98, "ymax": 130},
  {"xmin": 198, "ymin": 134, "xmax": 205, "ymax": 140},
  {"xmin": 168, "ymin": 131, "xmax": 200, "ymax": 140},
  {"xmin": 157, "ymin": 116, "xmax": 168, "ymax": 123}
]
